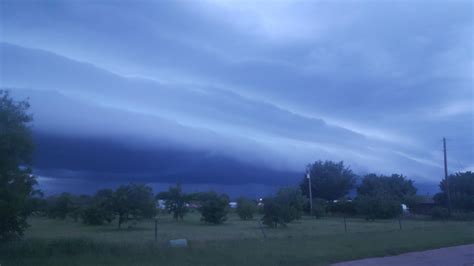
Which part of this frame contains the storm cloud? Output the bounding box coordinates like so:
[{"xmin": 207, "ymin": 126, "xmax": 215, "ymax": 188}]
[{"xmin": 0, "ymin": 0, "xmax": 472, "ymax": 195}]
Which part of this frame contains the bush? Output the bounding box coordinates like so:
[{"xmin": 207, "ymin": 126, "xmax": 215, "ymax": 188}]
[
  {"xmin": 430, "ymin": 206, "xmax": 450, "ymax": 220},
  {"xmin": 262, "ymin": 187, "xmax": 306, "ymax": 227},
  {"xmin": 355, "ymin": 195, "xmax": 402, "ymax": 220},
  {"xmin": 261, "ymin": 197, "xmax": 286, "ymax": 228},
  {"xmin": 236, "ymin": 197, "xmax": 257, "ymax": 220},
  {"xmin": 197, "ymin": 192, "xmax": 229, "ymax": 224},
  {"xmin": 81, "ymin": 205, "xmax": 108, "ymax": 225},
  {"xmin": 327, "ymin": 200, "xmax": 356, "ymax": 216},
  {"xmin": 307, "ymin": 198, "xmax": 327, "ymax": 218}
]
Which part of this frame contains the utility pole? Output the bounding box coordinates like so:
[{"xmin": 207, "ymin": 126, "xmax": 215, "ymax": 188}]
[
  {"xmin": 443, "ymin": 137, "xmax": 452, "ymax": 216},
  {"xmin": 307, "ymin": 167, "xmax": 313, "ymax": 217}
]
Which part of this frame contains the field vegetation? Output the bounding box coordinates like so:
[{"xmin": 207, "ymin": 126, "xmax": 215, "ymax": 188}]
[{"xmin": 1, "ymin": 213, "xmax": 473, "ymax": 266}]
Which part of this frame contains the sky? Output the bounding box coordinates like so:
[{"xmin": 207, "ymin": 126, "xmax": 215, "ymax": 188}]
[{"xmin": 0, "ymin": 0, "xmax": 473, "ymax": 197}]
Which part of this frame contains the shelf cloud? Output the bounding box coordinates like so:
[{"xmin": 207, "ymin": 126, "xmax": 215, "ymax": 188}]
[{"xmin": 1, "ymin": 0, "xmax": 472, "ymax": 194}]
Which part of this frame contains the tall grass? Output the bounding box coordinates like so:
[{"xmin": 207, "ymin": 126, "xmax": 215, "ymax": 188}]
[{"xmin": 1, "ymin": 215, "xmax": 473, "ymax": 266}]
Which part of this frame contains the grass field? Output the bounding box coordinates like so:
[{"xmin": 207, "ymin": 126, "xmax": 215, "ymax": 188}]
[{"xmin": 1, "ymin": 213, "xmax": 473, "ymax": 266}]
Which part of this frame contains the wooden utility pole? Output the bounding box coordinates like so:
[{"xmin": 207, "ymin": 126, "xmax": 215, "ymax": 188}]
[
  {"xmin": 443, "ymin": 137, "xmax": 452, "ymax": 215},
  {"xmin": 307, "ymin": 169, "xmax": 313, "ymax": 217}
]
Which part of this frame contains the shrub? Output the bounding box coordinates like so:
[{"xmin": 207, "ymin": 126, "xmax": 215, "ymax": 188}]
[
  {"xmin": 262, "ymin": 187, "xmax": 306, "ymax": 227},
  {"xmin": 355, "ymin": 195, "xmax": 402, "ymax": 220},
  {"xmin": 328, "ymin": 200, "xmax": 356, "ymax": 216},
  {"xmin": 307, "ymin": 198, "xmax": 327, "ymax": 218},
  {"xmin": 430, "ymin": 206, "xmax": 450, "ymax": 220},
  {"xmin": 261, "ymin": 197, "xmax": 286, "ymax": 228},
  {"xmin": 81, "ymin": 206, "xmax": 107, "ymax": 225},
  {"xmin": 236, "ymin": 197, "xmax": 257, "ymax": 220},
  {"xmin": 197, "ymin": 192, "xmax": 229, "ymax": 224}
]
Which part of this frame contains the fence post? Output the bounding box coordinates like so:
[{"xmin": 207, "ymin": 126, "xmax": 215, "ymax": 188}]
[
  {"xmin": 343, "ymin": 216, "xmax": 347, "ymax": 233},
  {"xmin": 258, "ymin": 220, "xmax": 267, "ymax": 239},
  {"xmin": 398, "ymin": 217, "xmax": 402, "ymax": 230},
  {"xmin": 154, "ymin": 218, "xmax": 158, "ymax": 242}
]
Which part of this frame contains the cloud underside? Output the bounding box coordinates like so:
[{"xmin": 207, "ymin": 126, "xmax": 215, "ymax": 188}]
[{"xmin": 0, "ymin": 0, "xmax": 472, "ymax": 186}]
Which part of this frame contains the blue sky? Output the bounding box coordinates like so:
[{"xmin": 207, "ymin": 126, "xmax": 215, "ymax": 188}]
[{"xmin": 0, "ymin": 0, "xmax": 472, "ymax": 195}]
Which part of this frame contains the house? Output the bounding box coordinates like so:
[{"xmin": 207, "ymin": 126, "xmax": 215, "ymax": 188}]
[{"xmin": 410, "ymin": 197, "xmax": 437, "ymax": 215}]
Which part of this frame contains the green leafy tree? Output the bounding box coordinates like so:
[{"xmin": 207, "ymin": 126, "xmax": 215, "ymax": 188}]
[
  {"xmin": 195, "ymin": 191, "xmax": 229, "ymax": 224},
  {"xmin": 355, "ymin": 174, "xmax": 416, "ymax": 219},
  {"xmin": 46, "ymin": 193, "xmax": 78, "ymax": 220},
  {"xmin": 69, "ymin": 195, "xmax": 93, "ymax": 222},
  {"xmin": 156, "ymin": 184, "xmax": 189, "ymax": 220},
  {"xmin": 355, "ymin": 195, "xmax": 402, "ymax": 220},
  {"xmin": 262, "ymin": 187, "xmax": 306, "ymax": 227},
  {"xmin": 357, "ymin": 174, "xmax": 417, "ymax": 201},
  {"xmin": 0, "ymin": 91, "xmax": 39, "ymax": 240},
  {"xmin": 112, "ymin": 184, "xmax": 156, "ymax": 229},
  {"xmin": 236, "ymin": 197, "xmax": 257, "ymax": 220},
  {"xmin": 261, "ymin": 197, "xmax": 285, "ymax": 228},
  {"xmin": 276, "ymin": 187, "xmax": 306, "ymax": 222},
  {"xmin": 81, "ymin": 189, "xmax": 114, "ymax": 225},
  {"xmin": 82, "ymin": 205, "xmax": 108, "ymax": 225},
  {"xmin": 301, "ymin": 161, "xmax": 356, "ymax": 201},
  {"xmin": 434, "ymin": 171, "xmax": 474, "ymax": 212}
]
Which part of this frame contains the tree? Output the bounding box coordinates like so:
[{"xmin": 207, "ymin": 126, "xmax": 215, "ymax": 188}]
[
  {"xmin": 355, "ymin": 174, "xmax": 416, "ymax": 219},
  {"xmin": 81, "ymin": 189, "xmax": 114, "ymax": 225},
  {"xmin": 0, "ymin": 91, "xmax": 39, "ymax": 240},
  {"xmin": 156, "ymin": 184, "xmax": 189, "ymax": 220},
  {"xmin": 195, "ymin": 191, "xmax": 229, "ymax": 224},
  {"xmin": 308, "ymin": 198, "xmax": 327, "ymax": 218},
  {"xmin": 301, "ymin": 161, "xmax": 356, "ymax": 201},
  {"xmin": 262, "ymin": 187, "xmax": 306, "ymax": 228},
  {"xmin": 112, "ymin": 184, "xmax": 156, "ymax": 229},
  {"xmin": 355, "ymin": 195, "xmax": 402, "ymax": 220},
  {"xmin": 69, "ymin": 195, "xmax": 93, "ymax": 222},
  {"xmin": 357, "ymin": 174, "xmax": 417, "ymax": 201},
  {"xmin": 46, "ymin": 193, "xmax": 78, "ymax": 220},
  {"xmin": 261, "ymin": 197, "xmax": 285, "ymax": 228},
  {"xmin": 236, "ymin": 197, "xmax": 257, "ymax": 220},
  {"xmin": 275, "ymin": 187, "xmax": 306, "ymax": 222},
  {"xmin": 434, "ymin": 171, "xmax": 474, "ymax": 212}
]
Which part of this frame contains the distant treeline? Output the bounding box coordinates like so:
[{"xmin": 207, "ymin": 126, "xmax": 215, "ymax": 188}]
[{"xmin": 29, "ymin": 163, "xmax": 474, "ymax": 230}]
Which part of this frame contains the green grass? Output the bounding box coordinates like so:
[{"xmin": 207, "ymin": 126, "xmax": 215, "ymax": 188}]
[{"xmin": 1, "ymin": 213, "xmax": 473, "ymax": 266}]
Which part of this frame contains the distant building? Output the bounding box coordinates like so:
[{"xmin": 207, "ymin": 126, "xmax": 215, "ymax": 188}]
[
  {"xmin": 410, "ymin": 198, "xmax": 437, "ymax": 215},
  {"xmin": 229, "ymin": 202, "xmax": 237, "ymax": 208}
]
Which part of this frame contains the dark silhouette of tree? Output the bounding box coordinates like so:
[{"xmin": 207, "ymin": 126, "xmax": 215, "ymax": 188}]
[
  {"xmin": 355, "ymin": 173, "xmax": 416, "ymax": 219},
  {"xmin": 112, "ymin": 184, "xmax": 156, "ymax": 229},
  {"xmin": 236, "ymin": 197, "xmax": 257, "ymax": 220},
  {"xmin": 81, "ymin": 189, "xmax": 114, "ymax": 225},
  {"xmin": 194, "ymin": 191, "xmax": 229, "ymax": 224},
  {"xmin": 434, "ymin": 171, "xmax": 474, "ymax": 212},
  {"xmin": 46, "ymin": 193, "xmax": 78, "ymax": 220},
  {"xmin": 156, "ymin": 183, "xmax": 189, "ymax": 220},
  {"xmin": 262, "ymin": 187, "xmax": 306, "ymax": 228},
  {"xmin": 300, "ymin": 160, "xmax": 356, "ymax": 201},
  {"xmin": 0, "ymin": 90, "xmax": 39, "ymax": 240}
]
